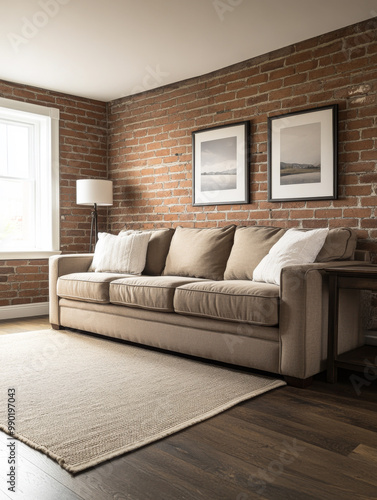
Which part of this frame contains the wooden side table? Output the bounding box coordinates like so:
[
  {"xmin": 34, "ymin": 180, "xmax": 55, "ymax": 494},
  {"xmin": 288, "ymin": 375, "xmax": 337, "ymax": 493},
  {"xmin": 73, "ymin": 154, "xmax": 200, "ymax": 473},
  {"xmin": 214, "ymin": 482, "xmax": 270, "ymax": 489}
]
[{"xmin": 326, "ymin": 266, "xmax": 377, "ymax": 383}]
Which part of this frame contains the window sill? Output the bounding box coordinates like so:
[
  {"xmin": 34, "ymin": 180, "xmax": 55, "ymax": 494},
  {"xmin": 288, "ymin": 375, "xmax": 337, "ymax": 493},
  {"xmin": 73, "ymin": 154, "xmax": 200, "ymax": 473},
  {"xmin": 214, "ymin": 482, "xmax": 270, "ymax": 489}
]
[{"xmin": 0, "ymin": 250, "xmax": 62, "ymax": 261}]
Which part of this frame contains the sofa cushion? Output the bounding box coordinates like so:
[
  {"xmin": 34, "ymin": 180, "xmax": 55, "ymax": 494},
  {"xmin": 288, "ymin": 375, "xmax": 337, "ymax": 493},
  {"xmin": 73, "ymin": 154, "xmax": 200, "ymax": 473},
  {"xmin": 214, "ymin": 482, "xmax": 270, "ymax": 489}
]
[
  {"xmin": 163, "ymin": 225, "xmax": 236, "ymax": 280},
  {"xmin": 224, "ymin": 226, "xmax": 286, "ymax": 280},
  {"xmin": 57, "ymin": 272, "xmax": 134, "ymax": 304},
  {"xmin": 91, "ymin": 232, "xmax": 150, "ymax": 274},
  {"xmin": 109, "ymin": 276, "xmax": 208, "ymax": 312},
  {"xmin": 174, "ymin": 280, "xmax": 280, "ymax": 326},
  {"xmin": 121, "ymin": 228, "xmax": 174, "ymax": 275},
  {"xmin": 316, "ymin": 227, "xmax": 357, "ymax": 262}
]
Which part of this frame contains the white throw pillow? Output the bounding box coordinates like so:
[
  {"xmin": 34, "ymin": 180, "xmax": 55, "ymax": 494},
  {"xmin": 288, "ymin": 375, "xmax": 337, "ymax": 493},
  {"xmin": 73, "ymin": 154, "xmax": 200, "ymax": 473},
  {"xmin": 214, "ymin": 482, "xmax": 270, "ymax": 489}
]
[
  {"xmin": 253, "ymin": 228, "xmax": 329, "ymax": 286},
  {"xmin": 91, "ymin": 232, "xmax": 151, "ymax": 274}
]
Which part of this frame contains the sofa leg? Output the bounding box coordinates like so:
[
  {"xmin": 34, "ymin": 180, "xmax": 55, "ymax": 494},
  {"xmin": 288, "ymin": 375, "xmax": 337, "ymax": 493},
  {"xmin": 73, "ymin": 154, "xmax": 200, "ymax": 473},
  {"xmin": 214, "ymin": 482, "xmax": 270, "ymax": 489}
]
[
  {"xmin": 51, "ymin": 323, "xmax": 62, "ymax": 330},
  {"xmin": 284, "ymin": 376, "xmax": 313, "ymax": 388}
]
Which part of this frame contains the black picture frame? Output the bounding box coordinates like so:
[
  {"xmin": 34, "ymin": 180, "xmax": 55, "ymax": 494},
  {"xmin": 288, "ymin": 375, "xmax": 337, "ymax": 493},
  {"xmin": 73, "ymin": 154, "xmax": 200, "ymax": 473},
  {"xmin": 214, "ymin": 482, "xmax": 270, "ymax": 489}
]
[
  {"xmin": 192, "ymin": 121, "xmax": 250, "ymax": 206},
  {"xmin": 268, "ymin": 105, "xmax": 338, "ymax": 202}
]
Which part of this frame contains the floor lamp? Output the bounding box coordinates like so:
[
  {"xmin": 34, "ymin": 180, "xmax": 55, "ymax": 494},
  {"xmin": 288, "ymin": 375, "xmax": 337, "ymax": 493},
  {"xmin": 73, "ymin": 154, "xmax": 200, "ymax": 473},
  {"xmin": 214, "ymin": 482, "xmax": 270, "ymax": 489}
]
[{"xmin": 76, "ymin": 179, "xmax": 113, "ymax": 252}]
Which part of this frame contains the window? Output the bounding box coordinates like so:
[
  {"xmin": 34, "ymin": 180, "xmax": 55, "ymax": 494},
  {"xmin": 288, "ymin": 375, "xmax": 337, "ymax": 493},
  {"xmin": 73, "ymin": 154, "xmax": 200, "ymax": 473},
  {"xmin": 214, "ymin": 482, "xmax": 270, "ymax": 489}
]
[{"xmin": 0, "ymin": 98, "xmax": 60, "ymax": 259}]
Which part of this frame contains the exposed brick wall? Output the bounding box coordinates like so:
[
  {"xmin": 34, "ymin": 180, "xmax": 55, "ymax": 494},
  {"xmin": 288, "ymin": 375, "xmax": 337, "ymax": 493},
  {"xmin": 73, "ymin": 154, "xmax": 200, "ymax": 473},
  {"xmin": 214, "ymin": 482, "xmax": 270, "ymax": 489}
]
[
  {"xmin": 1, "ymin": 17, "xmax": 377, "ymax": 311},
  {"xmin": 0, "ymin": 260, "xmax": 48, "ymax": 307},
  {"xmin": 0, "ymin": 81, "xmax": 108, "ymax": 307},
  {"xmin": 108, "ymin": 18, "xmax": 377, "ymax": 259}
]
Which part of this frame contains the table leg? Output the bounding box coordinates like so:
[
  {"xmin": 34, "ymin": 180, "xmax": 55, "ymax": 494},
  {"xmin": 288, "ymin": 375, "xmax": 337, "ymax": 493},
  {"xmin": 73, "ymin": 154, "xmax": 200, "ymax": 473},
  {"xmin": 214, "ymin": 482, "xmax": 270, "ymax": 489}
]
[{"xmin": 327, "ymin": 275, "xmax": 339, "ymax": 383}]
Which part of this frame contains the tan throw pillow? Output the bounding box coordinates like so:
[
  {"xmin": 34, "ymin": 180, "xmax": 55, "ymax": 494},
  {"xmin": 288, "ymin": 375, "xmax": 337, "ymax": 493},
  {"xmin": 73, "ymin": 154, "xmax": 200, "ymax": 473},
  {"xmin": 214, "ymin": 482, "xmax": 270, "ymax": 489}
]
[
  {"xmin": 316, "ymin": 228, "xmax": 357, "ymax": 262},
  {"xmin": 121, "ymin": 228, "xmax": 174, "ymax": 275},
  {"xmin": 163, "ymin": 225, "xmax": 236, "ymax": 280},
  {"xmin": 224, "ymin": 226, "xmax": 286, "ymax": 280}
]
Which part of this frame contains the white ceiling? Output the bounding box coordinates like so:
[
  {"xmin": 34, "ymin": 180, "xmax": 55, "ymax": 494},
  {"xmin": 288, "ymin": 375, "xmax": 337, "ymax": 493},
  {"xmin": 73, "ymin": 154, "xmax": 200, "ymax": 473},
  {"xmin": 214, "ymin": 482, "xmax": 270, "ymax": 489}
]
[{"xmin": 1, "ymin": 0, "xmax": 376, "ymax": 102}]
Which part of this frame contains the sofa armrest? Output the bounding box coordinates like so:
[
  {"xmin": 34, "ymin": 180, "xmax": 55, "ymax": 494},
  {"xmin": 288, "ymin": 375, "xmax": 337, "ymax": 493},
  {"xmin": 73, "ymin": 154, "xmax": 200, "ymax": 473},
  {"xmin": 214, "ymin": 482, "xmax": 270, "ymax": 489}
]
[
  {"xmin": 279, "ymin": 260, "xmax": 370, "ymax": 379},
  {"xmin": 49, "ymin": 253, "xmax": 94, "ymax": 327}
]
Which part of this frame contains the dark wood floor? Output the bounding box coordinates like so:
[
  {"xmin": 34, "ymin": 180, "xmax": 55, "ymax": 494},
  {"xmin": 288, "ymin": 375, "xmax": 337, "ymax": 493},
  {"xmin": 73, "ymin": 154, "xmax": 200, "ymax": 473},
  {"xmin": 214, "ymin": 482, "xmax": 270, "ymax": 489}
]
[{"xmin": 1, "ymin": 316, "xmax": 377, "ymax": 500}]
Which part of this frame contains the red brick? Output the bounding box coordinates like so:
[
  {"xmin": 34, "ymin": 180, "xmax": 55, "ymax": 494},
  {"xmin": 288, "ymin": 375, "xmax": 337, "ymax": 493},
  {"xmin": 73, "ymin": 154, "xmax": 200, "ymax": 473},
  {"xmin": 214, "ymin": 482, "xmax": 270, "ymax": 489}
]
[
  {"xmin": 289, "ymin": 210, "xmax": 315, "ymax": 219},
  {"xmin": 343, "ymin": 208, "xmax": 371, "ymax": 218},
  {"xmin": 315, "ymin": 209, "xmax": 343, "ymax": 219},
  {"xmin": 361, "ymin": 218, "xmax": 377, "ymax": 228},
  {"xmin": 360, "ymin": 151, "xmax": 377, "ymax": 161},
  {"xmin": 345, "ymin": 185, "xmax": 372, "ymax": 196},
  {"xmin": 0, "ymin": 267, "xmax": 15, "ymax": 274},
  {"xmin": 347, "ymin": 118, "xmax": 374, "ymax": 130},
  {"xmin": 302, "ymin": 220, "xmax": 328, "ymax": 228},
  {"xmin": 329, "ymin": 218, "xmax": 358, "ymax": 228},
  {"xmin": 361, "ymin": 197, "xmax": 377, "ymax": 207}
]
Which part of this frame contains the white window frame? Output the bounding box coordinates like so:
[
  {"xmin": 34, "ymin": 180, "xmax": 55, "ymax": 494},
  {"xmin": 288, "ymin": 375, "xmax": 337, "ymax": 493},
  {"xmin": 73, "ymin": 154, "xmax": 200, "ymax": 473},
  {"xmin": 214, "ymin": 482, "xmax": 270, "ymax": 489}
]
[{"xmin": 0, "ymin": 98, "xmax": 60, "ymax": 259}]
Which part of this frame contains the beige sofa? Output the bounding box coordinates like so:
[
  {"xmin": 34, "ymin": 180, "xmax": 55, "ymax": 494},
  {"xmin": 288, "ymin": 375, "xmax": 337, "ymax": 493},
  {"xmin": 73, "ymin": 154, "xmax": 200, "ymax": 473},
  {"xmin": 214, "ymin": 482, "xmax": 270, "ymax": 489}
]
[{"xmin": 49, "ymin": 225, "xmax": 369, "ymax": 387}]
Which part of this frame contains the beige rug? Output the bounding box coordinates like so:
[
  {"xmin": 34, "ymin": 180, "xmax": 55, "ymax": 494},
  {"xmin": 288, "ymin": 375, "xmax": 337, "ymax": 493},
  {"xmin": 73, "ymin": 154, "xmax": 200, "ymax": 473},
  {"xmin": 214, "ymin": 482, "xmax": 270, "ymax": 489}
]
[{"xmin": 0, "ymin": 329, "xmax": 285, "ymax": 474}]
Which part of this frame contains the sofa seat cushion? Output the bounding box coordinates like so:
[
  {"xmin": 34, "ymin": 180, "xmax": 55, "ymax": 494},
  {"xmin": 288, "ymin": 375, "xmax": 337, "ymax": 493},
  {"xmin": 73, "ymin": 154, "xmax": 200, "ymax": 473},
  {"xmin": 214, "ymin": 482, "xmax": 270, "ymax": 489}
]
[
  {"xmin": 109, "ymin": 276, "xmax": 208, "ymax": 312},
  {"xmin": 174, "ymin": 280, "xmax": 280, "ymax": 326},
  {"xmin": 57, "ymin": 272, "xmax": 135, "ymax": 304}
]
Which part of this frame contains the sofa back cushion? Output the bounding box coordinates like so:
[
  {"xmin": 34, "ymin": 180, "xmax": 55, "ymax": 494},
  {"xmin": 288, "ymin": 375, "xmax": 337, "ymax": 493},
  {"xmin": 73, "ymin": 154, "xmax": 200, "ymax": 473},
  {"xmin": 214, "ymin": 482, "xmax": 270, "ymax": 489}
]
[
  {"xmin": 316, "ymin": 227, "xmax": 357, "ymax": 262},
  {"xmin": 224, "ymin": 226, "xmax": 286, "ymax": 280},
  {"xmin": 121, "ymin": 228, "xmax": 175, "ymax": 275},
  {"xmin": 163, "ymin": 225, "xmax": 236, "ymax": 280}
]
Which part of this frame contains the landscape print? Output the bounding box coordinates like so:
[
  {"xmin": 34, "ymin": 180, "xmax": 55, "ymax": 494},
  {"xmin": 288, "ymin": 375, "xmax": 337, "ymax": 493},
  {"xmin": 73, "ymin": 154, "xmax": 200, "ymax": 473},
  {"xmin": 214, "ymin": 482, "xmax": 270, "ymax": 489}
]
[
  {"xmin": 280, "ymin": 122, "xmax": 321, "ymax": 185},
  {"xmin": 201, "ymin": 136, "xmax": 237, "ymax": 191}
]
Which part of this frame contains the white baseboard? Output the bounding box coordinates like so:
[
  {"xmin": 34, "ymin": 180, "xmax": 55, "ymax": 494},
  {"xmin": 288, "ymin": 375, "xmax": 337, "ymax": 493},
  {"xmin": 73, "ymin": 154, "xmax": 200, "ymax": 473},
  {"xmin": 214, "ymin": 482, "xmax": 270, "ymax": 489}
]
[{"xmin": 0, "ymin": 302, "xmax": 49, "ymax": 321}]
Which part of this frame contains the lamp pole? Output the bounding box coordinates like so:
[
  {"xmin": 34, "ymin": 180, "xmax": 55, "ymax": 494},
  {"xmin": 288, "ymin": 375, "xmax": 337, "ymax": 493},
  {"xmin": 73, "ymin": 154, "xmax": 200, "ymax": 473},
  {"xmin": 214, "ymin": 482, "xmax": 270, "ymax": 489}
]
[{"xmin": 90, "ymin": 203, "xmax": 98, "ymax": 252}]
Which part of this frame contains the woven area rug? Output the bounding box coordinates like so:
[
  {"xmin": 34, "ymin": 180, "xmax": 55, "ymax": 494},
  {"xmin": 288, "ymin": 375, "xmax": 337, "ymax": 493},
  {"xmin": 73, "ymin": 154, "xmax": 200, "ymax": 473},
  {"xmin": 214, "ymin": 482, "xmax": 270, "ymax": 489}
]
[{"xmin": 0, "ymin": 329, "xmax": 286, "ymax": 474}]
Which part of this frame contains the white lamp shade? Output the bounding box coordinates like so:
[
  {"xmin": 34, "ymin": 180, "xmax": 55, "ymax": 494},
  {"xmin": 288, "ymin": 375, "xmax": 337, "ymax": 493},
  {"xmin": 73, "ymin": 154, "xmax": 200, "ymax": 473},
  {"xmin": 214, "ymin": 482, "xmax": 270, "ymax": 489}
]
[{"xmin": 76, "ymin": 179, "xmax": 113, "ymax": 206}]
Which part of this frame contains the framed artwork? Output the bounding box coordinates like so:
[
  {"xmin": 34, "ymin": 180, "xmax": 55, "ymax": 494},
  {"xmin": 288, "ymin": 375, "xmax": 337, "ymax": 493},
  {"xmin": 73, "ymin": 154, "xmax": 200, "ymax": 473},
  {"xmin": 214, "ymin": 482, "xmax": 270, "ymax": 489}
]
[
  {"xmin": 268, "ymin": 105, "xmax": 338, "ymax": 202},
  {"xmin": 192, "ymin": 121, "xmax": 250, "ymax": 206}
]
